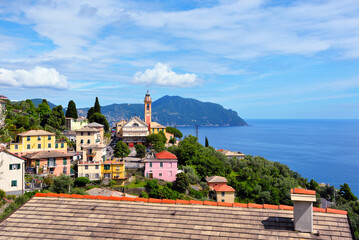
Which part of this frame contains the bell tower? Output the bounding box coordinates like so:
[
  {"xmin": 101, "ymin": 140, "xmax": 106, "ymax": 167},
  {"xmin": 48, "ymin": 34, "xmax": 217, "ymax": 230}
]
[{"xmin": 144, "ymin": 90, "xmax": 152, "ymax": 130}]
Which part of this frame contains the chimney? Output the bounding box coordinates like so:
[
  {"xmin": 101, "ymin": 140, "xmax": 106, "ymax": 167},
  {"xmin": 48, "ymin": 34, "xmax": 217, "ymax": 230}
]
[{"xmin": 290, "ymin": 188, "xmax": 316, "ymax": 233}]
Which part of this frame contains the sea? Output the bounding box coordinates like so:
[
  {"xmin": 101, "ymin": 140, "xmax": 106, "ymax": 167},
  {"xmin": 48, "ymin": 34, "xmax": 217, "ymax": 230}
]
[{"xmin": 178, "ymin": 119, "xmax": 359, "ymax": 196}]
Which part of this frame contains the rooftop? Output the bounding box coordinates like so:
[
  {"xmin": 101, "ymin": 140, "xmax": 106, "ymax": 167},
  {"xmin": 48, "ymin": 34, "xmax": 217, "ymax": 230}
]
[
  {"xmin": 0, "ymin": 193, "xmax": 352, "ymax": 239},
  {"xmin": 23, "ymin": 151, "xmax": 73, "ymax": 159},
  {"xmin": 76, "ymin": 126, "xmax": 100, "ymax": 132},
  {"xmin": 205, "ymin": 176, "xmax": 228, "ymax": 183},
  {"xmin": 87, "ymin": 122, "xmax": 104, "ymax": 128},
  {"xmin": 17, "ymin": 129, "xmax": 55, "ymax": 136},
  {"xmin": 155, "ymin": 150, "xmax": 177, "ymax": 160},
  {"xmin": 213, "ymin": 184, "xmax": 235, "ymax": 192},
  {"xmin": 151, "ymin": 121, "xmax": 166, "ymax": 128}
]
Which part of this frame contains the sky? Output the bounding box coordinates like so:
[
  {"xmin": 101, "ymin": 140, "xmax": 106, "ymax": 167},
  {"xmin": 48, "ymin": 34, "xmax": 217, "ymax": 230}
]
[{"xmin": 0, "ymin": 0, "xmax": 359, "ymax": 119}]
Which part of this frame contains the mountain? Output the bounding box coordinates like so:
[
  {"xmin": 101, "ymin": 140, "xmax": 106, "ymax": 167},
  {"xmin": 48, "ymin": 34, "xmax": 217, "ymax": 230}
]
[
  {"xmin": 78, "ymin": 95, "xmax": 248, "ymax": 127},
  {"xmin": 30, "ymin": 98, "xmax": 57, "ymax": 109}
]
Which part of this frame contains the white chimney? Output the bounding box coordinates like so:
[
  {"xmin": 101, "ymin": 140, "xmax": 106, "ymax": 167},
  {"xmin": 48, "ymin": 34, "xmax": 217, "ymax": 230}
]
[{"xmin": 290, "ymin": 188, "xmax": 316, "ymax": 233}]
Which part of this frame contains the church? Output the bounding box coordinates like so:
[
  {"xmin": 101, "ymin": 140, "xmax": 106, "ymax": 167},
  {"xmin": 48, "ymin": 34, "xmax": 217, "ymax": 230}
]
[{"xmin": 115, "ymin": 91, "xmax": 170, "ymax": 147}]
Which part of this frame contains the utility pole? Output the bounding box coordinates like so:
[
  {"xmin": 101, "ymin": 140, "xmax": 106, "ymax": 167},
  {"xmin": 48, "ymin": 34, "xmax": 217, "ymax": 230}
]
[{"xmin": 195, "ymin": 125, "xmax": 199, "ymax": 138}]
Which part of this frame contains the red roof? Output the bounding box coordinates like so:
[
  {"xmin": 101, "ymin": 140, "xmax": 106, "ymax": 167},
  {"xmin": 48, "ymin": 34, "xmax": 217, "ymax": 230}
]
[
  {"xmin": 213, "ymin": 184, "xmax": 235, "ymax": 192},
  {"xmin": 155, "ymin": 150, "xmax": 177, "ymax": 160}
]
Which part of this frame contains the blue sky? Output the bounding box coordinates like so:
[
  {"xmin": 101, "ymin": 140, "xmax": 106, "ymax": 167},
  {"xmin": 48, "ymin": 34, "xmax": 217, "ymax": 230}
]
[{"xmin": 0, "ymin": 0, "xmax": 359, "ymax": 119}]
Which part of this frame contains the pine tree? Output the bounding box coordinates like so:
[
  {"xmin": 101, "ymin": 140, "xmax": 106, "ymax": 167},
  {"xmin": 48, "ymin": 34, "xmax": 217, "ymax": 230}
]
[
  {"xmin": 66, "ymin": 100, "xmax": 78, "ymax": 119},
  {"xmin": 94, "ymin": 97, "xmax": 101, "ymax": 114},
  {"xmin": 205, "ymin": 136, "xmax": 209, "ymax": 147}
]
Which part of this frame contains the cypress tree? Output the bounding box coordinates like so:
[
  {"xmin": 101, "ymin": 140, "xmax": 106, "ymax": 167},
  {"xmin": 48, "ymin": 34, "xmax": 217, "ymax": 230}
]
[
  {"xmin": 94, "ymin": 97, "xmax": 101, "ymax": 114},
  {"xmin": 42, "ymin": 99, "xmax": 49, "ymax": 106},
  {"xmin": 205, "ymin": 137, "xmax": 209, "ymax": 147},
  {"xmin": 66, "ymin": 100, "xmax": 78, "ymax": 119},
  {"xmin": 87, "ymin": 107, "xmax": 95, "ymax": 121}
]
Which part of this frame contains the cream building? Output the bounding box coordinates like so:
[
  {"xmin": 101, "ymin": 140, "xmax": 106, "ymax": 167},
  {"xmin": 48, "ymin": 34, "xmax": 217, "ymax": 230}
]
[
  {"xmin": 119, "ymin": 117, "xmax": 149, "ymax": 147},
  {"xmin": 77, "ymin": 161, "xmax": 101, "ymax": 180},
  {"xmin": 65, "ymin": 117, "xmax": 89, "ymax": 131},
  {"xmin": 0, "ymin": 151, "xmax": 25, "ymax": 195}
]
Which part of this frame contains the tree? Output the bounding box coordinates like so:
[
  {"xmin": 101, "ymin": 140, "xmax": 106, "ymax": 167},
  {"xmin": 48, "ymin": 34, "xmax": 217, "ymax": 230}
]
[
  {"xmin": 90, "ymin": 113, "xmax": 109, "ymax": 131},
  {"xmin": 166, "ymin": 127, "xmax": 183, "ymax": 139},
  {"xmin": 339, "ymin": 183, "xmax": 358, "ymax": 202},
  {"xmin": 37, "ymin": 101, "xmax": 51, "ymax": 117},
  {"xmin": 94, "ymin": 97, "xmax": 101, "ymax": 114},
  {"xmin": 146, "ymin": 133, "xmax": 166, "ymax": 153},
  {"xmin": 173, "ymin": 172, "xmax": 189, "ymax": 193},
  {"xmin": 49, "ymin": 175, "xmax": 73, "ymax": 193},
  {"xmin": 114, "ymin": 141, "xmax": 130, "ymax": 160},
  {"xmin": 205, "ymin": 137, "xmax": 209, "ymax": 147},
  {"xmin": 182, "ymin": 166, "xmax": 200, "ymax": 184},
  {"xmin": 169, "ymin": 137, "xmax": 176, "ymax": 144},
  {"xmin": 74, "ymin": 177, "xmax": 90, "ymax": 187},
  {"xmin": 135, "ymin": 144, "xmax": 146, "ymax": 158},
  {"xmin": 87, "ymin": 107, "xmax": 95, "ymax": 120},
  {"xmin": 66, "ymin": 100, "xmax": 78, "ymax": 119}
]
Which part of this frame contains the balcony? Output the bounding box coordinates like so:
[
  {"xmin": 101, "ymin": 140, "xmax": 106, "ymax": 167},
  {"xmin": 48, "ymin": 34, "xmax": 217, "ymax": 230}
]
[{"xmin": 48, "ymin": 163, "xmax": 56, "ymax": 168}]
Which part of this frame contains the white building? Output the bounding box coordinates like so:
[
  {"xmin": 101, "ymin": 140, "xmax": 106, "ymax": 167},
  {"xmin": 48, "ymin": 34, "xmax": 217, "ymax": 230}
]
[{"xmin": 0, "ymin": 151, "xmax": 25, "ymax": 195}]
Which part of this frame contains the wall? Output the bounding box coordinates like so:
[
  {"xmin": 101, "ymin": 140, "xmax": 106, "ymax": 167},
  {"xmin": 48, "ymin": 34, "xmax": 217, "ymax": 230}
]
[
  {"xmin": 75, "ymin": 131, "xmax": 100, "ymax": 151},
  {"xmin": 144, "ymin": 160, "xmax": 177, "ymax": 182},
  {"xmin": 216, "ymin": 191, "xmax": 235, "ymax": 203},
  {"xmin": 28, "ymin": 156, "xmax": 71, "ymax": 176},
  {"xmin": 78, "ymin": 163, "xmax": 101, "ymax": 180},
  {"xmin": 0, "ymin": 152, "xmax": 24, "ymax": 195}
]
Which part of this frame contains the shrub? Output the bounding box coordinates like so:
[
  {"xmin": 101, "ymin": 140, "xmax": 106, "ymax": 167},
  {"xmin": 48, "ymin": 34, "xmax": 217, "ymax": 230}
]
[
  {"xmin": 74, "ymin": 177, "xmax": 90, "ymax": 187},
  {"xmin": 109, "ymin": 180, "xmax": 116, "ymax": 187},
  {"xmin": 50, "ymin": 175, "xmax": 73, "ymax": 194},
  {"xmin": 140, "ymin": 191, "xmax": 149, "ymax": 199},
  {"xmin": 189, "ymin": 188, "xmax": 204, "ymax": 199},
  {"xmin": 0, "ymin": 189, "xmax": 5, "ymax": 199},
  {"xmin": 70, "ymin": 188, "xmax": 88, "ymax": 195}
]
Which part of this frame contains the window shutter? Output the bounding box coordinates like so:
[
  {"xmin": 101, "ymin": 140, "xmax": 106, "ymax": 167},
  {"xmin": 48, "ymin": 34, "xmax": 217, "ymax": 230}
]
[
  {"xmin": 17, "ymin": 164, "xmax": 21, "ymax": 169},
  {"xmin": 9, "ymin": 164, "xmax": 12, "ymax": 170}
]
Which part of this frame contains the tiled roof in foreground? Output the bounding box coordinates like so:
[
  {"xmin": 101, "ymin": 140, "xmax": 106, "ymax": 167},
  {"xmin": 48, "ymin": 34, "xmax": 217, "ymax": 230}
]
[{"xmin": 0, "ymin": 193, "xmax": 352, "ymax": 240}]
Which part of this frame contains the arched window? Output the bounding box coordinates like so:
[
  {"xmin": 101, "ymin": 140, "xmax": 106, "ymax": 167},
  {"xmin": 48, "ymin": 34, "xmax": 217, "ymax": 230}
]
[
  {"xmin": 132, "ymin": 123, "xmax": 139, "ymax": 127},
  {"xmin": 85, "ymin": 174, "xmax": 89, "ymax": 178}
]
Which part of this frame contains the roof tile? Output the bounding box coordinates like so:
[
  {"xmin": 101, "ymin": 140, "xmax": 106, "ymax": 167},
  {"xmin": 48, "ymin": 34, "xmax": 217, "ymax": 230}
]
[
  {"xmin": 291, "ymin": 188, "xmax": 316, "ymax": 195},
  {"xmin": 248, "ymin": 203, "xmax": 263, "ymax": 209},
  {"xmin": 155, "ymin": 151, "xmax": 177, "ymax": 160}
]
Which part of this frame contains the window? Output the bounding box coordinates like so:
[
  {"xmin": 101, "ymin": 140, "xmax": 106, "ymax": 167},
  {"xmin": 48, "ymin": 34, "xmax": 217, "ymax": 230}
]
[
  {"xmin": 169, "ymin": 171, "xmax": 172, "ymax": 176},
  {"xmin": 104, "ymin": 165, "xmax": 111, "ymax": 170},
  {"xmin": 95, "ymin": 174, "xmax": 100, "ymax": 179},
  {"xmin": 147, "ymin": 104, "xmax": 149, "ymax": 110},
  {"xmin": 80, "ymin": 139, "xmax": 84, "ymax": 144},
  {"xmin": 61, "ymin": 143, "xmax": 64, "ymax": 148},
  {"xmin": 221, "ymin": 199, "xmax": 224, "ymax": 202},
  {"xmin": 160, "ymin": 162, "xmax": 163, "ymax": 168},
  {"xmin": 11, "ymin": 180, "xmax": 17, "ymax": 187},
  {"xmin": 222, "ymin": 192, "xmax": 225, "ymax": 197},
  {"xmin": 149, "ymin": 162, "xmax": 152, "ymax": 168},
  {"xmin": 38, "ymin": 144, "xmax": 41, "ymax": 149},
  {"xmin": 48, "ymin": 143, "xmax": 51, "ymax": 148},
  {"xmin": 63, "ymin": 158, "xmax": 67, "ymax": 166},
  {"xmin": 87, "ymin": 139, "xmax": 90, "ymax": 144},
  {"xmin": 116, "ymin": 167, "xmax": 120, "ymax": 171},
  {"xmin": 85, "ymin": 165, "xmax": 89, "ymax": 170},
  {"xmin": 27, "ymin": 136, "xmax": 30, "ymax": 141},
  {"xmin": 38, "ymin": 136, "xmax": 41, "ymax": 141},
  {"xmin": 81, "ymin": 132, "xmax": 83, "ymax": 136},
  {"xmin": 85, "ymin": 174, "xmax": 89, "ymax": 178},
  {"xmin": 169, "ymin": 163, "xmax": 172, "ymax": 168},
  {"xmin": 27, "ymin": 144, "xmax": 30, "ymax": 149},
  {"xmin": 15, "ymin": 145, "xmax": 18, "ymax": 150},
  {"xmin": 9, "ymin": 164, "xmax": 21, "ymax": 170},
  {"xmin": 48, "ymin": 136, "xmax": 51, "ymax": 140},
  {"xmin": 63, "ymin": 167, "xmax": 67, "ymax": 174},
  {"xmin": 88, "ymin": 132, "xmax": 90, "ymax": 136},
  {"xmin": 95, "ymin": 165, "xmax": 99, "ymax": 169},
  {"xmin": 159, "ymin": 173, "xmax": 162, "ymax": 177},
  {"xmin": 55, "ymin": 143, "xmax": 58, "ymax": 148},
  {"xmin": 146, "ymin": 173, "xmax": 149, "ymax": 178}
]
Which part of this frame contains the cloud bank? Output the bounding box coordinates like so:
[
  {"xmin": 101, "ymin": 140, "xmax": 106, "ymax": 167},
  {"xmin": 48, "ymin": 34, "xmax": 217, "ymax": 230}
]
[
  {"xmin": 133, "ymin": 63, "xmax": 199, "ymax": 87},
  {"xmin": 0, "ymin": 66, "xmax": 68, "ymax": 89}
]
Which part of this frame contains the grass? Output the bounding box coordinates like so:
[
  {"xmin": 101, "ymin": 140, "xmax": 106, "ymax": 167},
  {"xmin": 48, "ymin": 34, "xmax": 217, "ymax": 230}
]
[{"xmin": 126, "ymin": 180, "xmax": 147, "ymax": 188}]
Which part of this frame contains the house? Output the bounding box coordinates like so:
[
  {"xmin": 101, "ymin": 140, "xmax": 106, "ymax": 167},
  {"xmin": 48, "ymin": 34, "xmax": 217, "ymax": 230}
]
[
  {"xmin": 22, "ymin": 150, "xmax": 72, "ymax": 176},
  {"xmin": 206, "ymin": 176, "xmax": 235, "ymax": 203},
  {"xmin": 217, "ymin": 149, "xmax": 245, "ymax": 159},
  {"xmin": 86, "ymin": 122, "xmax": 105, "ymax": 142},
  {"xmin": 150, "ymin": 121, "xmax": 166, "ymax": 134},
  {"xmin": 0, "ymin": 150, "xmax": 25, "ymax": 195},
  {"xmin": 144, "ymin": 150, "xmax": 178, "ymax": 182},
  {"xmin": 2, "ymin": 189, "xmax": 353, "ymax": 239},
  {"xmin": 119, "ymin": 116, "xmax": 149, "ymax": 147},
  {"xmin": 65, "ymin": 117, "xmax": 89, "ymax": 131},
  {"xmin": 101, "ymin": 158, "xmax": 126, "ymax": 186},
  {"xmin": 75, "ymin": 126, "xmax": 103, "ymax": 152},
  {"xmin": 77, "ymin": 161, "xmax": 101, "ymax": 181},
  {"xmin": 9, "ymin": 130, "xmax": 67, "ymax": 157},
  {"xmin": 115, "ymin": 120, "xmax": 127, "ymax": 138}
]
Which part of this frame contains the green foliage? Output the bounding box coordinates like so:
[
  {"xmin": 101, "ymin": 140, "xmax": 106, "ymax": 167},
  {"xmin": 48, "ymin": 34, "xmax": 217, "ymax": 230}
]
[
  {"xmin": 89, "ymin": 113, "xmax": 109, "ymax": 131},
  {"xmin": 109, "ymin": 180, "xmax": 116, "ymax": 186},
  {"xmin": 0, "ymin": 191, "xmax": 39, "ymax": 221},
  {"xmin": 49, "ymin": 175, "xmax": 74, "ymax": 194},
  {"xmin": 182, "ymin": 166, "xmax": 200, "ymax": 184},
  {"xmin": 66, "ymin": 100, "xmax": 78, "ymax": 119},
  {"xmin": 339, "ymin": 183, "xmax": 358, "ymax": 202},
  {"xmin": 140, "ymin": 191, "xmax": 149, "ymax": 198},
  {"xmin": 146, "ymin": 133, "xmax": 166, "ymax": 153},
  {"xmin": 169, "ymin": 137, "xmax": 176, "ymax": 144},
  {"xmin": 94, "ymin": 97, "xmax": 101, "ymax": 114},
  {"xmin": 166, "ymin": 127, "xmax": 183, "ymax": 139},
  {"xmin": 167, "ymin": 145, "xmax": 178, "ymax": 154},
  {"xmin": 144, "ymin": 180, "xmax": 182, "ymax": 200},
  {"xmin": 205, "ymin": 136, "xmax": 209, "ymax": 147},
  {"xmin": 0, "ymin": 189, "xmax": 5, "ymax": 199},
  {"xmin": 87, "ymin": 107, "xmax": 95, "ymax": 120},
  {"xmin": 114, "ymin": 141, "xmax": 130, "ymax": 159},
  {"xmin": 70, "ymin": 188, "xmax": 88, "ymax": 195},
  {"xmin": 173, "ymin": 172, "xmax": 190, "ymax": 193},
  {"xmin": 189, "ymin": 188, "xmax": 204, "ymax": 199},
  {"xmin": 37, "ymin": 100, "xmax": 51, "ymax": 116},
  {"xmin": 135, "ymin": 144, "xmax": 146, "ymax": 158},
  {"xmin": 74, "ymin": 177, "xmax": 90, "ymax": 187}
]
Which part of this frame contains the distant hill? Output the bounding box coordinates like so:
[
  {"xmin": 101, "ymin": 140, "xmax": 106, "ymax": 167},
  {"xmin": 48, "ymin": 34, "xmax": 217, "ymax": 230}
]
[
  {"xmin": 78, "ymin": 95, "xmax": 248, "ymax": 127},
  {"xmin": 30, "ymin": 98, "xmax": 57, "ymax": 109}
]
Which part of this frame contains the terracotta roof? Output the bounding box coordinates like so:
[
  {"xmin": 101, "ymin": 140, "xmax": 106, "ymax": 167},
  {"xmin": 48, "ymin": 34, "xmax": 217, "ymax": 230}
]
[
  {"xmin": 150, "ymin": 121, "xmax": 165, "ymax": 128},
  {"xmin": 82, "ymin": 143, "xmax": 105, "ymax": 149},
  {"xmin": 155, "ymin": 150, "xmax": 177, "ymax": 160},
  {"xmin": 0, "ymin": 193, "xmax": 352, "ymax": 240},
  {"xmin": 23, "ymin": 151, "xmax": 73, "ymax": 159},
  {"xmin": 0, "ymin": 150, "xmax": 26, "ymax": 161},
  {"xmin": 205, "ymin": 176, "xmax": 228, "ymax": 183},
  {"xmin": 213, "ymin": 184, "xmax": 236, "ymax": 192},
  {"xmin": 291, "ymin": 188, "xmax": 316, "ymax": 195},
  {"xmin": 17, "ymin": 130, "xmax": 55, "ymax": 136},
  {"xmin": 87, "ymin": 122, "xmax": 104, "ymax": 128},
  {"xmin": 75, "ymin": 126, "xmax": 99, "ymax": 132}
]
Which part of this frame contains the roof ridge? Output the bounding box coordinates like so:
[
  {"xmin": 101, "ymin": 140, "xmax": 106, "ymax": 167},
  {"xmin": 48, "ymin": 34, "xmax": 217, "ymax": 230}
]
[{"xmin": 34, "ymin": 193, "xmax": 347, "ymax": 215}]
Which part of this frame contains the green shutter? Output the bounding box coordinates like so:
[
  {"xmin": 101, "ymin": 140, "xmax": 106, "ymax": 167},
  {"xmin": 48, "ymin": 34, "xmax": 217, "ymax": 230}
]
[
  {"xmin": 9, "ymin": 164, "xmax": 12, "ymax": 170},
  {"xmin": 48, "ymin": 159, "xmax": 50, "ymax": 166},
  {"xmin": 17, "ymin": 164, "xmax": 20, "ymax": 169}
]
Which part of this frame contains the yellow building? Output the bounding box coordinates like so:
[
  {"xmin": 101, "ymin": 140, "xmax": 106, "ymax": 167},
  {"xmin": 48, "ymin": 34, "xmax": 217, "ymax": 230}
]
[
  {"xmin": 101, "ymin": 159, "xmax": 126, "ymax": 186},
  {"xmin": 9, "ymin": 130, "xmax": 67, "ymax": 157},
  {"xmin": 150, "ymin": 122, "xmax": 166, "ymax": 134}
]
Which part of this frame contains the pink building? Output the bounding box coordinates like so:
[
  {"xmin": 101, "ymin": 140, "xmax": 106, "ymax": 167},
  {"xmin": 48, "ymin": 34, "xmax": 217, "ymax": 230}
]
[{"xmin": 144, "ymin": 151, "xmax": 178, "ymax": 182}]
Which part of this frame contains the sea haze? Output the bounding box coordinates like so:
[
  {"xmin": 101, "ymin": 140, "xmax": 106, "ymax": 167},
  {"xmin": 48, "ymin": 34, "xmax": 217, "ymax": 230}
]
[{"xmin": 178, "ymin": 119, "xmax": 359, "ymax": 196}]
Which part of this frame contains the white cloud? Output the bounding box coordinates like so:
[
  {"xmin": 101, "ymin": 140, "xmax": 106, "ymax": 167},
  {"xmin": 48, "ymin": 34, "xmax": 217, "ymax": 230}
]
[
  {"xmin": 0, "ymin": 66, "xmax": 68, "ymax": 89},
  {"xmin": 133, "ymin": 63, "xmax": 199, "ymax": 87}
]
